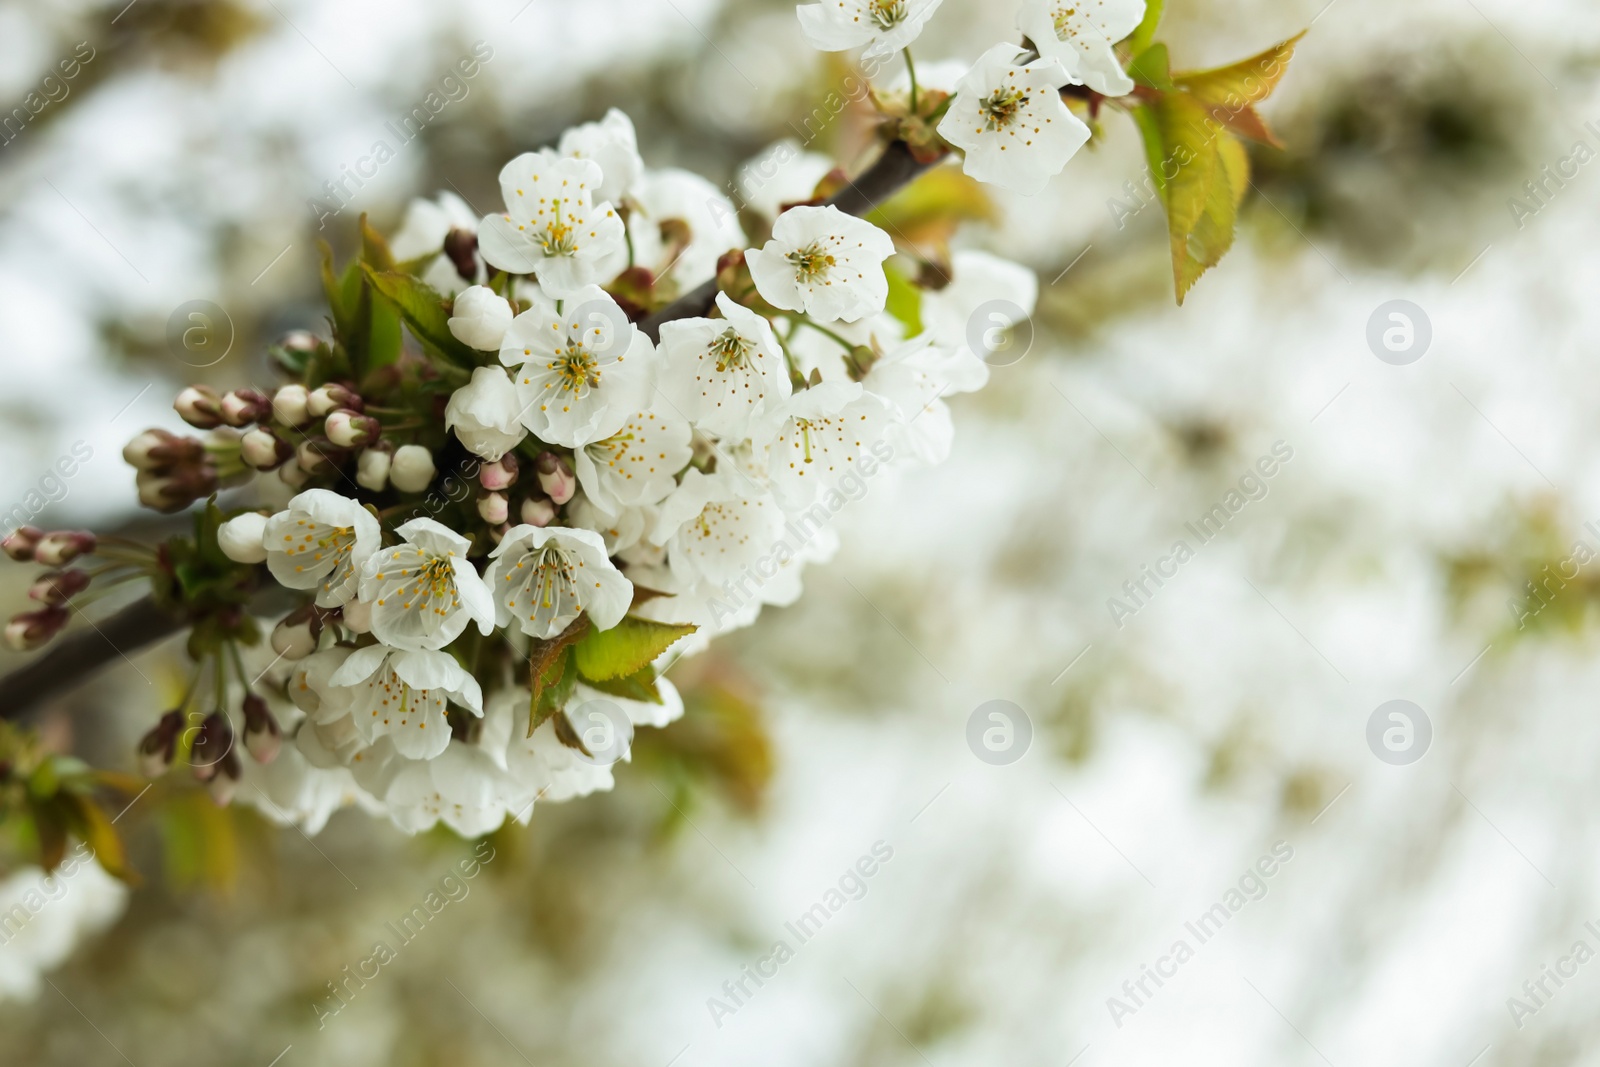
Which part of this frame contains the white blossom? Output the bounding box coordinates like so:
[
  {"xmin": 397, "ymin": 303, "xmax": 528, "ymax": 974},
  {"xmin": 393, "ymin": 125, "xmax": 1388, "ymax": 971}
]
[
  {"xmin": 919, "ymin": 249, "xmax": 1038, "ymax": 360},
  {"xmin": 746, "ymin": 205, "xmax": 895, "ymax": 323},
  {"xmin": 444, "ymin": 366, "xmax": 528, "ymax": 461},
  {"xmin": 358, "ymin": 518, "xmax": 495, "ymax": 652},
  {"xmin": 558, "ymin": 108, "xmax": 644, "ymax": 207},
  {"xmin": 329, "ymin": 645, "xmax": 484, "ymax": 761},
  {"xmin": 797, "ymin": 0, "xmax": 945, "ymax": 59},
  {"xmin": 263, "ymin": 489, "xmax": 382, "ymax": 608},
  {"xmin": 651, "ymin": 468, "xmax": 785, "ymax": 587},
  {"xmin": 499, "ymin": 284, "xmax": 656, "ymax": 448},
  {"xmin": 737, "ymin": 140, "xmax": 836, "ymax": 221},
  {"xmin": 862, "ymin": 335, "xmax": 988, "ymax": 464},
  {"xmin": 572, "ymin": 405, "xmax": 694, "ymax": 516},
  {"xmin": 447, "ymin": 285, "xmax": 515, "ymax": 351},
  {"xmin": 1017, "ymin": 0, "xmax": 1146, "ymax": 97},
  {"xmin": 756, "ymin": 380, "xmax": 895, "ymax": 509},
  {"xmin": 658, "ymin": 293, "xmax": 792, "ymax": 437},
  {"xmin": 476, "ymin": 152, "xmax": 627, "ymax": 297},
  {"xmin": 937, "ymin": 44, "xmax": 1090, "ymax": 195},
  {"xmin": 626, "ymin": 167, "xmax": 746, "ymax": 291},
  {"xmin": 484, "ymin": 525, "xmax": 633, "ymax": 639}
]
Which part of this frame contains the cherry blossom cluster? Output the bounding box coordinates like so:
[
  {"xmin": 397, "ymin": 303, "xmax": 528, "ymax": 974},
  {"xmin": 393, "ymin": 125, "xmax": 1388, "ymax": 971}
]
[{"xmin": 6, "ymin": 0, "xmax": 1164, "ymax": 839}]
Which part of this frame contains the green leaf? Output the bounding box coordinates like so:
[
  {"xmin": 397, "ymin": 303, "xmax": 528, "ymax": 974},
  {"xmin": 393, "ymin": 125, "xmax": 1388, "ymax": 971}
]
[
  {"xmin": 1173, "ymin": 33, "xmax": 1304, "ymax": 147},
  {"xmin": 1127, "ymin": 0, "xmax": 1164, "ymax": 55},
  {"xmin": 582, "ymin": 666, "xmax": 663, "ymax": 704},
  {"xmin": 363, "ymin": 265, "xmax": 480, "ymax": 371},
  {"xmin": 573, "ymin": 616, "xmax": 697, "ymax": 683},
  {"xmin": 527, "ymin": 616, "xmax": 590, "ymax": 737},
  {"xmin": 1128, "ymin": 43, "xmax": 1174, "ymax": 91},
  {"xmin": 59, "ymin": 792, "xmax": 133, "ymax": 883},
  {"xmin": 883, "ymin": 261, "xmax": 924, "ymax": 337}
]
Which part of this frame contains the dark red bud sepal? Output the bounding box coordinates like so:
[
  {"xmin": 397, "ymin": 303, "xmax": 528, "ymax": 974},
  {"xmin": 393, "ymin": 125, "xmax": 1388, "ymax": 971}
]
[
  {"xmin": 28, "ymin": 569, "xmax": 91, "ymax": 605},
  {"xmin": 241, "ymin": 694, "xmax": 282, "ymax": 764},
  {"xmin": 2, "ymin": 526, "xmax": 43, "ymax": 561}
]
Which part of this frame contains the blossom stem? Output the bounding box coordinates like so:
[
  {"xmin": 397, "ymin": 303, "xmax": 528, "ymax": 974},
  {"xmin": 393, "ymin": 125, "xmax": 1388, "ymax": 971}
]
[
  {"xmin": 903, "ymin": 49, "xmax": 920, "ymax": 112},
  {"xmin": 790, "ymin": 316, "xmax": 855, "ymax": 352}
]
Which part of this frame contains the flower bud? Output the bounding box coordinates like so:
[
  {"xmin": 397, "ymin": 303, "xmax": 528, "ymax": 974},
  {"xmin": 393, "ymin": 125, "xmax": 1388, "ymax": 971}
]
[
  {"xmin": 444, "ymin": 227, "xmax": 478, "ymax": 282},
  {"xmin": 479, "ymin": 454, "xmax": 519, "ymax": 492},
  {"xmin": 241, "ymin": 694, "xmax": 282, "ymax": 764},
  {"xmin": 477, "ymin": 491, "xmax": 509, "ymax": 525},
  {"xmin": 219, "ymin": 388, "xmax": 272, "ymax": 427},
  {"xmin": 218, "ymin": 512, "xmax": 269, "ymax": 564},
  {"xmin": 122, "ymin": 428, "xmax": 203, "ymax": 472},
  {"xmin": 278, "ymin": 457, "xmax": 310, "ymax": 489},
  {"xmin": 356, "ymin": 448, "xmax": 391, "ymax": 492},
  {"xmin": 28, "ymin": 569, "xmax": 90, "ymax": 605},
  {"xmin": 5, "ymin": 606, "xmax": 69, "ymax": 651},
  {"xmin": 272, "ymin": 384, "xmax": 312, "ymax": 427},
  {"xmin": 270, "ymin": 613, "xmax": 320, "ymax": 660},
  {"xmin": 295, "ymin": 438, "xmax": 348, "ymax": 475},
  {"xmin": 241, "ymin": 427, "xmax": 293, "ymax": 470},
  {"xmin": 279, "ymin": 330, "xmax": 319, "ymax": 353},
  {"xmin": 136, "ymin": 466, "xmax": 218, "ymax": 513},
  {"xmin": 207, "ymin": 753, "xmax": 241, "ymax": 805},
  {"xmin": 2, "ymin": 526, "xmax": 43, "ymax": 562},
  {"xmin": 448, "ymin": 285, "xmax": 515, "ymax": 351},
  {"xmin": 535, "ymin": 451, "xmax": 576, "ymax": 505},
  {"xmin": 390, "ymin": 444, "xmax": 436, "ymax": 493},
  {"xmin": 137, "ymin": 710, "xmax": 184, "ymax": 778},
  {"xmin": 34, "ymin": 530, "xmax": 96, "ymax": 566},
  {"xmin": 341, "ymin": 598, "xmax": 373, "ymax": 634},
  {"xmin": 190, "ymin": 712, "xmax": 234, "ymax": 783},
  {"xmin": 325, "ymin": 409, "xmax": 380, "ymax": 449},
  {"xmin": 308, "ymin": 384, "xmax": 362, "ymax": 418},
  {"xmin": 520, "ymin": 493, "xmax": 556, "ymax": 527},
  {"xmin": 175, "ymin": 385, "xmax": 225, "ymax": 429}
]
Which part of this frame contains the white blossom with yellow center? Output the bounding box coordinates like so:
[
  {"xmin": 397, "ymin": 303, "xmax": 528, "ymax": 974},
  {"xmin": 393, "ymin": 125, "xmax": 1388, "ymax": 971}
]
[
  {"xmin": 651, "ymin": 468, "xmax": 785, "ymax": 587},
  {"xmin": 499, "ymin": 284, "xmax": 656, "ymax": 448},
  {"xmin": 757, "ymin": 380, "xmax": 895, "ymax": 510},
  {"xmin": 937, "ymin": 44, "xmax": 1091, "ymax": 196},
  {"xmin": 746, "ymin": 205, "xmax": 896, "ymax": 324},
  {"xmin": 358, "ymin": 518, "xmax": 494, "ymax": 652},
  {"xmin": 329, "ymin": 646, "xmax": 484, "ymax": 762},
  {"xmin": 484, "ymin": 525, "xmax": 634, "ymax": 640},
  {"xmin": 1017, "ymin": 0, "xmax": 1146, "ymax": 97},
  {"xmin": 263, "ymin": 489, "xmax": 381, "ymax": 608},
  {"xmin": 658, "ymin": 292, "xmax": 793, "ymax": 438},
  {"xmin": 476, "ymin": 151, "xmax": 627, "ymax": 298},
  {"xmin": 796, "ymin": 0, "xmax": 945, "ymax": 58},
  {"xmin": 573, "ymin": 404, "xmax": 694, "ymax": 517}
]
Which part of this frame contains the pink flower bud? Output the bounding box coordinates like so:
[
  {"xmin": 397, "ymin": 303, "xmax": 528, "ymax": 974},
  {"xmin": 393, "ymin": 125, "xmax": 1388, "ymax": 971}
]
[
  {"xmin": 295, "ymin": 438, "xmax": 348, "ymax": 475},
  {"xmin": 325, "ymin": 409, "xmax": 380, "ymax": 449},
  {"xmin": 2, "ymin": 526, "xmax": 43, "ymax": 562},
  {"xmin": 219, "ymin": 388, "xmax": 272, "ymax": 427},
  {"xmin": 520, "ymin": 493, "xmax": 556, "ymax": 527},
  {"xmin": 5, "ymin": 606, "xmax": 69, "ymax": 651},
  {"xmin": 190, "ymin": 713, "xmax": 235, "ymax": 783},
  {"xmin": 479, "ymin": 454, "xmax": 520, "ymax": 492},
  {"xmin": 241, "ymin": 427, "xmax": 293, "ymax": 470},
  {"xmin": 122, "ymin": 428, "xmax": 203, "ymax": 471},
  {"xmin": 241, "ymin": 694, "xmax": 281, "ymax": 764},
  {"xmin": 278, "ymin": 457, "xmax": 310, "ymax": 488},
  {"xmin": 477, "ymin": 491, "xmax": 509, "ymax": 525},
  {"xmin": 270, "ymin": 616, "xmax": 318, "ymax": 660},
  {"xmin": 34, "ymin": 530, "xmax": 96, "ymax": 566},
  {"xmin": 272, "ymin": 384, "xmax": 312, "ymax": 427},
  {"xmin": 341, "ymin": 598, "xmax": 373, "ymax": 634},
  {"xmin": 175, "ymin": 385, "xmax": 225, "ymax": 429},
  {"xmin": 535, "ymin": 451, "xmax": 575, "ymax": 505},
  {"xmin": 136, "ymin": 466, "xmax": 217, "ymax": 513},
  {"xmin": 307, "ymin": 384, "xmax": 362, "ymax": 418},
  {"xmin": 28, "ymin": 569, "xmax": 90, "ymax": 605},
  {"xmin": 137, "ymin": 710, "xmax": 184, "ymax": 778},
  {"xmin": 207, "ymin": 761, "xmax": 240, "ymax": 805},
  {"xmin": 217, "ymin": 513, "xmax": 269, "ymax": 563}
]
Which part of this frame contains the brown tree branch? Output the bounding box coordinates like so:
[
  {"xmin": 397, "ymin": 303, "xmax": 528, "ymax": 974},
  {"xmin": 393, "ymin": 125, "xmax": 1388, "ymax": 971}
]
[{"xmin": 0, "ymin": 140, "xmax": 942, "ymax": 722}]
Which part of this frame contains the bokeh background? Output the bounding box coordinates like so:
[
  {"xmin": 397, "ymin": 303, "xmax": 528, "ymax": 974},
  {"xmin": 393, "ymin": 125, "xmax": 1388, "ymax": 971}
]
[{"xmin": 3, "ymin": 0, "xmax": 1600, "ymax": 1063}]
